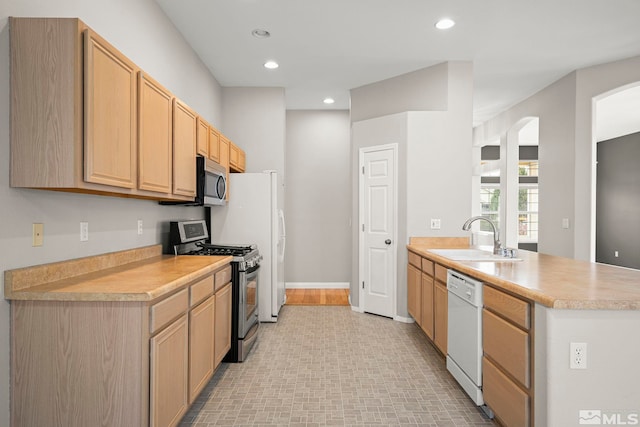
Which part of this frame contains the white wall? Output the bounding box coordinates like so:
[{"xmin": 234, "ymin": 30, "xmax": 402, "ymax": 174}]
[
  {"xmin": 535, "ymin": 305, "xmax": 640, "ymax": 426},
  {"xmin": 285, "ymin": 110, "xmax": 351, "ymax": 284},
  {"xmin": 0, "ymin": 1, "xmax": 223, "ymax": 424}
]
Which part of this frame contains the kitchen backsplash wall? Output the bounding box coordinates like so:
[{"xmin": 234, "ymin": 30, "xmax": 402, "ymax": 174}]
[{"xmin": 0, "ymin": 0, "xmax": 224, "ymax": 424}]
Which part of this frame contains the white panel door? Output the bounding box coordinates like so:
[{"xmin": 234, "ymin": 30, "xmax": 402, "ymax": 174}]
[{"xmin": 361, "ymin": 145, "xmax": 396, "ymax": 318}]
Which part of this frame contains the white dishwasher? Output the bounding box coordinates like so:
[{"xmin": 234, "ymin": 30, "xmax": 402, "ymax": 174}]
[{"xmin": 446, "ymin": 270, "xmax": 487, "ymax": 408}]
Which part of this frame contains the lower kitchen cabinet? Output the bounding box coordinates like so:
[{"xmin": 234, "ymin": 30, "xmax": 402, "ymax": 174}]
[
  {"xmin": 150, "ymin": 314, "xmax": 189, "ymax": 427},
  {"xmin": 407, "ymin": 263, "xmax": 422, "ymax": 325},
  {"xmin": 433, "ymin": 280, "xmax": 448, "ymax": 354},
  {"xmin": 10, "ymin": 264, "xmax": 232, "ymax": 427},
  {"xmin": 214, "ymin": 282, "xmax": 232, "ymax": 367},
  {"xmin": 406, "ymin": 250, "xmax": 447, "ymax": 355},
  {"xmin": 482, "ymin": 284, "xmax": 533, "ymax": 427},
  {"xmin": 188, "ymin": 295, "xmax": 216, "ymax": 403}
]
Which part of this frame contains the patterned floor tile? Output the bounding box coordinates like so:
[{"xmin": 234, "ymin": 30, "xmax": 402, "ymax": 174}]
[{"xmin": 179, "ymin": 306, "xmax": 494, "ymax": 426}]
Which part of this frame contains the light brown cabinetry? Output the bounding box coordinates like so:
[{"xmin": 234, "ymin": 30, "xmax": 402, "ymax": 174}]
[
  {"xmin": 139, "ymin": 72, "xmax": 173, "ymax": 194},
  {"xmin": 9, "ymin": 17, "xmax": 194, "ymax": 202},
  {"xmin": 150, "ymin": 314, "xmax": 189, "ymax": 427},
  {"xmin": 219, "ymin": 135, "xmax": 230, "ymax": 199},
  {"xmin": 188, "ymin": 295, "xmax": 215, "ymax": 402},
  {"xmin": 482, "ymin": 285, "xmax": 533, "ymax": 427},
  {"xmin": 214, "ymin": 282, "xmax": 232, "ymax": 367},
  {"xmin": 196, "ymin": 117, "xmax": 209, "ymax": 158},
  {"xmin": 433, "ymin": 264, "xmax": 448, "ymax": 355},
  {"xmin": 229, "ymin": 142, "xmax": 246, "ymax": 173},
  {"xmin": 209, "ymin": 126, "xmax": 221, "ymax": 163},
  {"xmin": 172, "ymin": 99, "xmax": 197, "ymax": 197},
  {"xmin": 407, "ymin": 263, "xmax": 421, "ymax": 325},
  {"xmin": 10, "ymin": 263, "xmax": 232, "ymax": 427},
  {"xmin": 407, "ymin": 250, "xmax": 447, "ymax": 354},
  {"xmin": 84, "ymin": 28, "xmax": 138, "ymax": 189}
]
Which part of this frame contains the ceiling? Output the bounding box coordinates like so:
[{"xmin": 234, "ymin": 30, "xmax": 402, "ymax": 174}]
[{"xmin": 156, "ymin": 0, "xmax": 640, "ymax": 125}]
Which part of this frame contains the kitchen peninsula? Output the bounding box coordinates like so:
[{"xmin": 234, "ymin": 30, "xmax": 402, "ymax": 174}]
[
  {"xmin": 408, "ymin": 237, "xmax": 640, "ymax": 427},
  {"xmin": 4, "ymin": 245, "xmax": 232, "ymax": 427}
]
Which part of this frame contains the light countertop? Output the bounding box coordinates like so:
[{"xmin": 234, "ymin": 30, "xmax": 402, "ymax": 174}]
[
  {"xmin": 4, "ymin": 245, "xmax": 232, "ymax": 302},
  {"xmin": 408, "ymin": 239, "xmax": 640, "ymax": 310}
]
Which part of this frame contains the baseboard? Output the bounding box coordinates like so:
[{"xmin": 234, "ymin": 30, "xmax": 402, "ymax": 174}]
[
  {"xmin": 351, "ymin": 305, "xmax": 364, "ymax": 313},
  {"xmin": 286, "ymin": 282, "xmax": 350, "ymax": 289},
  {"xmin": 394, "ymin": 315, "xmax": 415, "ymax": 323}
]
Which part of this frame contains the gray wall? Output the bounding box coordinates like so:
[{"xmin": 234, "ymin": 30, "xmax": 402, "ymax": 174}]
[
  {"xmin": 285, "ymin": 110, "xmax": 351, "ymax": 284},
  {"xmin": 350, "ymin": 62, "xmax": 473, "ymax": 316},
  {"xmin": 596, "ymin": 132, "xmax": 640, "ymax": 269},
  {"xmin": 474, "ymin": 55, "xmax": 640, "ymax": 260},
  {"xmin": 0, "ymin": 1, "xmax": 224, "ymax": 424}
]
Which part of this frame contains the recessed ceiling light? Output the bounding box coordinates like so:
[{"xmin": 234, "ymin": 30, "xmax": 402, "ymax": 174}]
[
  {"xmin": 435, "ymin": 18, "xmax": 455, "ymax": 30},
  {"xmin": 323, "ymin": 98, "xmax": 335, "ymax": 104},
  {"xmin": 252, "ymin": 29, "xmax": 271, "ymax": 38},
  {"xmin": 264, "ymin": 60, "xmax": 279, "ymax": 69}
]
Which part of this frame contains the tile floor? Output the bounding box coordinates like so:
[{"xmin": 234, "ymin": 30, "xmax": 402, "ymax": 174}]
[{"xmin": 179, "ymin": 306, "xmax": 495, "ymax": 426}]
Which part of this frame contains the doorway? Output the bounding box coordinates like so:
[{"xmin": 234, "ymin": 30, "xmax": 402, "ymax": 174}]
[{"xmin": 358, "ymin": 144, "xmax": 398, "ymax": 318}]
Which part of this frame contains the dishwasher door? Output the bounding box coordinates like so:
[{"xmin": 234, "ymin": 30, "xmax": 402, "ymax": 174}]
[{"xmin": 446, "ymin": 270, "xmax": 484, "ymax": 405}]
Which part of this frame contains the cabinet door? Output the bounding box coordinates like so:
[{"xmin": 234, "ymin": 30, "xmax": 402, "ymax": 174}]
[
  {"xmin": 238, "ymin": 148, "xmax": 246, "ymax": 172},
  {"xmin": 407, "ymin": 264, "xmax": 421, "ymax": 324},
  {"xmin": 421, "ymin": 273, "xmax": 434, "ymax": 340},
  {"xmin": 84, "ymin": 28, "xmax": 137, "ymax": 189},
  {"xmin": 196, "ymin": 117, "xmax": 209, "ymax": 158},
  {"xmin": 434, "ymin": 281, "xmax": 448, "ymax": 354},
  {"xmin": 189, "ymin": 295, "xmax": 215, "ymax": 403},
  {"xmin": 138, "ymin": 72, "xmax": 172, "ymax": 193},
  {"xmin": 229, "ymin": 142, "xmax": 239, "ymax": 171},
  {"xmin": 209, "ymin": 126, "xmax": 220, "ymax": 163},
  {"xmin": 150, "ymin": 314, "xmax": 189, "ymax": 427},
  {"xmin": 214, "ymin": 282, "xmax": 232, "ymax": 367},
  {"xmin": 172, "ymin": 99, "xmax": 197, "ymax": 197}
]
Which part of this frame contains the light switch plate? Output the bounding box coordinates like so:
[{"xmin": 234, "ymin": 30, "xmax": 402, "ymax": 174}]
[
  {"xmin": 430, "ymin": 219, "xmax": 441, "ymax": 230},
  {"xmin": 80, "ymin": 222, "xmax": 89, "ymax": 242},
  {"xmin": 562, "ymin": 218, "xmax": 570, "ymax": 229},
  {"xmin": 137, "ymin": 219, "xmax": 143, "ymax": 235}
]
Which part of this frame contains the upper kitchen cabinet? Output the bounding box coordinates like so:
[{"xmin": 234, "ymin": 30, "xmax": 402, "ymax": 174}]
[
  {"xmin": 209, "ymin": 126, "xmax": 220, "ymax": 164},
  {"xmin": 196, "ymin": 117, "xmax": 209, "ymax": 158},
  {"xmin": 173, "ymin": 99, "xmax": 197, "ymax": 198},
  {"xmin": 9, "ymin": 17, "xmax": 193, "ymax": 202},
  {"xmin": 138, "ymin": 72, "xmax": 173, "ymax": 194},
  {"xmin": 229, "ymin": 142, "xmax": 246, "ymax": 173},
  {"xmin": 84, "ymin": 28, "xmax": 137, "ymax": 189}
]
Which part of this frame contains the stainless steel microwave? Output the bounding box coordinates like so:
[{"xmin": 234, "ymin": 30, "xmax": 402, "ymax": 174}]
[{"xmin": 160, "ymin": 156, "xmax": 226, "ymax": 206}]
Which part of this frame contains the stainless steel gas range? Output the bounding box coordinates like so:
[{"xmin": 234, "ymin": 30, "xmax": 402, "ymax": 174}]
[{"xmin": 169, "ymin": 219, "xmax": 261, "ymax": 362}]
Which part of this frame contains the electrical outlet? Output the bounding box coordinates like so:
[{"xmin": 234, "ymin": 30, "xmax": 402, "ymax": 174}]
[
  {"xmin": 430, "ymin": 219, "xmax": 441, "ymax": 230},
  {"xmin": 562, "ymin": 218, "xmax": 570, "ymax": 229},
  {"xmin": 32, "ymin": 223, "xmax": 44, "ymax": 247},
  {"xmin": 570, "ymin": 342, "xmax": 587, "ymax": 369},
  {"xmin": 137, "ymin": 219, "xmax": 143, "ymax": 235},
  {"xmin": 614, "ymin": 250, "xmax": 619, "ymax": 257},
  {"xmin": 80, "ymin": 222, "xmax": 89, "ymax": 242}
]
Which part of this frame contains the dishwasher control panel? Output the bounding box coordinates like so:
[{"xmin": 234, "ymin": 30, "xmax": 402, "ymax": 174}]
[{"xmin": 447, "ymin": 270, "xmax": 483, "ymax": 307}]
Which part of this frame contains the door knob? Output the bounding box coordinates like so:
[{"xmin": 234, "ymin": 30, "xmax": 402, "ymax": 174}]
[{"xmin": 385, "ymin": 239, "xmax": 392, "ymax": 245}]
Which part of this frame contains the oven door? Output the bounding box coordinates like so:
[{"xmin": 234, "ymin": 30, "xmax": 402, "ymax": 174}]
[{"xmin": 239, "ymin": 264, "xmax": 259, "ymax": 338}]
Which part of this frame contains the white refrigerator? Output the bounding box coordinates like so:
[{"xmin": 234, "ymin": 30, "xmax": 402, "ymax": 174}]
[{"xmin": 210, "ymin": 171, "xmax": 286, "ymax": 322}]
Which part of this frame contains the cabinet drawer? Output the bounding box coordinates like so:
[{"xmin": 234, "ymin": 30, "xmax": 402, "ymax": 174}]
[
  {"xmin": 214, "ymin": 265, "xmax": 232, "ymax": 292},
  {"xmin": 483, "ymin": 357, "xmax": 530, "ymax": 427},
  {"xmin": 421, "ymin": 258, "xmax": 434, "ymax": 276},
  {"xmin": 190, "ymin": 275, "xmax": 214, "ymax": 307},
  {"xmin": 483, "ymin": 309, "xmax": 530, "ymax": 388},
  {"xmin": 150, "ymin": 288, "xmax": 189, "ymax": 334},
  {"xmin": 435, "ymin": 264, "xmax": 448, "ymax": 283},
  {"xmin": 408, "ymin": 251, "xmax": 421, "ymax": 268},
  {"xmin": 484, "ymin": 285, "xmax": 530, "ymax": 330}
]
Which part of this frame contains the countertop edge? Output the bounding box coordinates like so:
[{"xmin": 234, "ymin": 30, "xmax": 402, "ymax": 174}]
[
  {"xmin": 5, "ymin": 255, "xmax": 233, "ymax": 302},
  {"xmin": 408, "ymin": 244, "xmax": 640, "ymax": 311}
]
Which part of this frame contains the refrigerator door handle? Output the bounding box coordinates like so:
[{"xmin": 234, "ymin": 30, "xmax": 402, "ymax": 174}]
[{"xmin": 278, "ymin": 209, "xmax": 286, "ymax": 260}]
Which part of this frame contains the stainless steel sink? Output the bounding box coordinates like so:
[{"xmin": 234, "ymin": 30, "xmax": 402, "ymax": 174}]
[{"xmin": 429, "ymin": 248, "xmax": 522, "ymax": 262}]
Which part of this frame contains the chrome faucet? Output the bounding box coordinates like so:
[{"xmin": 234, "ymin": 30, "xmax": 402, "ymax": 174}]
[{"xmin": 462, "ymin": 216, "xmax": 503, "ymax": 255}]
